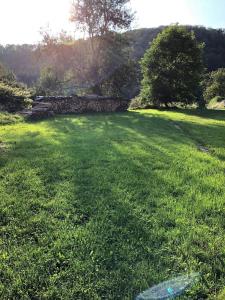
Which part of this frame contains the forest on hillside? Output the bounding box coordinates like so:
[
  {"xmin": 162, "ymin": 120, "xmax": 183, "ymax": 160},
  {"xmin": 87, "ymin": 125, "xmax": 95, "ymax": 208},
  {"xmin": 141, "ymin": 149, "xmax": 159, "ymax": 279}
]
[{"xmin": 1, "ymin": 26, "xmax": 225, "ymax": 98}]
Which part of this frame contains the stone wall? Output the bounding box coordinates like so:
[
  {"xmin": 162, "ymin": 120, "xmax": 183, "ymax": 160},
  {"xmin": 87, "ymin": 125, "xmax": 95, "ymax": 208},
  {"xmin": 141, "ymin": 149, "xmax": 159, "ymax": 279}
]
[{"xmin": 36, "ymin": 95, "xmax": 130, "ymax": 114}]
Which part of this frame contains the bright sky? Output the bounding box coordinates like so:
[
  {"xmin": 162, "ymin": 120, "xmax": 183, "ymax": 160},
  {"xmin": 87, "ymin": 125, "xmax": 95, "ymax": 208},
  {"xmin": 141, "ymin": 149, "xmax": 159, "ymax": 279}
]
[{"xmin": 1, "ymin": 0, "xmax": 225, "ymax": 45}]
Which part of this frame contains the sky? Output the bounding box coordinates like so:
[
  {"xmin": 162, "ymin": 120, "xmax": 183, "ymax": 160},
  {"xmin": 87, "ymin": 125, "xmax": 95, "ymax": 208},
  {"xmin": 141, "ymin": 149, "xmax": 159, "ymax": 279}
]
[{"xmin": 1, "ymin": 0, "xmax": 225, "ymax": 45}]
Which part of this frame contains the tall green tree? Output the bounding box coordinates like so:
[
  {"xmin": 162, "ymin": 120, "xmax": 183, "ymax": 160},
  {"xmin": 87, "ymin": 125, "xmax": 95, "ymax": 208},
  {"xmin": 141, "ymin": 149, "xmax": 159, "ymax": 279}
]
[
  {"xmin": 140, "ymin": 25, "xmax": 204, "ymax": 107},
  {"xmin": 70, "ymin": 0, "xmax": 134, "ymax": 95}
]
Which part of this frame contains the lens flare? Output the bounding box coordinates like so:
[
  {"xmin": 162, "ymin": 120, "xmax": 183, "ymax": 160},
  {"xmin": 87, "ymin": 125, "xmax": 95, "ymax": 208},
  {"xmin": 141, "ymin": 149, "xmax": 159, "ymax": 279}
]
[{"xmin": 136, "ymin": 273, "xmax": 200, "ymax": 300}]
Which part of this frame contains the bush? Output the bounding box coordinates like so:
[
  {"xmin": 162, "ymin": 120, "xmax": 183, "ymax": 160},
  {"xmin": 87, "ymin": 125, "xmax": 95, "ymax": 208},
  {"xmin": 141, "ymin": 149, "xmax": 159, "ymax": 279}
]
[
  {"xmin": 214, "ymin": 95, "xmax": 224, "ymax": 102},
  {"xmin": 0, "ymin": 81, "xmax": 33, "ymax": 112},
  {"xmin": 217, "ymin": 288, "xmax": 225, "ymax": 300},
  {"xmin": 207, "ymin": 96, "xmax": 225, "ymax": 109},
  {"xmin": 203, "ymin": 68, "xmax": 225, "ymax": 102},
  {"xmin": 129, "ymin": 96, "xmax": 150, "ymax": 109},
  {"xmin": 0, "ymin": 112, "xmax": 24, "ymax": 125}
]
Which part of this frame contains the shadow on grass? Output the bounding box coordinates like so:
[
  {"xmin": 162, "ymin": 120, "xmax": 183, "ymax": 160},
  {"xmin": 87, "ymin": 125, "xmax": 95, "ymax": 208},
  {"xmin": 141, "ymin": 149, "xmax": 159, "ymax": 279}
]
[{"xmin": 1, "ymin": 110, "xmax": 225, "ymax": 299}]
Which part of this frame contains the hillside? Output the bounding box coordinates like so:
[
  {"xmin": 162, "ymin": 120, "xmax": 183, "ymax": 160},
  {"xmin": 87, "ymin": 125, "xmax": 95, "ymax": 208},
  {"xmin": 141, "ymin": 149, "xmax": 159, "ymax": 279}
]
[
  {"xmin": 127, "ymin": 26, "xmax": 225, "ymax": 71},
  {"xmin": 1, "ymin": 26, "xmax": 225, "ymax": 87}
]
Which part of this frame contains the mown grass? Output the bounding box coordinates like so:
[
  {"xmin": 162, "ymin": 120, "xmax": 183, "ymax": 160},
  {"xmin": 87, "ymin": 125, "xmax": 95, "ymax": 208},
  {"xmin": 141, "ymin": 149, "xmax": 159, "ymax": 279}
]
[{"xmin": 0, "ymin": 109, "xmax": 224, "ymax": 299}]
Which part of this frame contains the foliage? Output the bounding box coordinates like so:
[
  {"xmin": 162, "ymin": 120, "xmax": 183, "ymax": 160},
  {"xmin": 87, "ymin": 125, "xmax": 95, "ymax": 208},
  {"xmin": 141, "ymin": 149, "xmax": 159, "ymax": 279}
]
[
  {"xmin": 129, "ymin": 96, "xmax": 148, "ymax": 109},
  {"xmin": 99, "ymin": 60, "xmax": 138, "ymax": 97},
  {"xmin": 127, "ymin": 26, "xmax": 225, "ymax": 72},
  {"xmin": 140, "ymin": 26, "xmax": 204, "ymax": 107},
  {"xmin": 88, "ymin": 33, "xmax": 138, "ymax": 97},
  {"xmin": 0, "ymin": 110, "xmax": 225, "ymax": 299},
  {"xmin": 193, "ymin": 27, "xmax": 225, "ymax": 71},
  {"xmin": 207, "ymin": 97, "xmax": 225, "ymax": 110},
  {"xmin": 217, "ymin": 288, "xmax": 225, "ymax": 300},
  {"xmin": 69, "ymin": 0, "xmax": 134, "ymax": 95},
  {"xmin": 36, "ymin": 67, "xmax": 60, "ymax": 96},
  {"xmin": 0, "ymin": 44, "xmax": 40, "ymax": 86},
  {"xmin": 0, "ymin": 112, "xmax": 24, "ymax": 125},
  {"xmin": 0, "ymin": 81, "xmax": 31, "ymax": 98},
  {"xmin": 0, "ymin": 62, "xmax": 16, "ymax": 83},
  {"xmin": 203, "ymin": 68, "xmax": 225, "ymax": 102},
  {"xmin": 0, "ymin": 26, "xmax": 225, "ymax": 96},
  {"xmin": 70, "ymin": 0, "xmax": 134, "ymax": 38},
  {"xmin": 36, "ymin": 30, "xmax": 138, "ymax": 97},
  {"xmin": 0, "ymin": 80, "xmax": 32, "ymax": 112}
]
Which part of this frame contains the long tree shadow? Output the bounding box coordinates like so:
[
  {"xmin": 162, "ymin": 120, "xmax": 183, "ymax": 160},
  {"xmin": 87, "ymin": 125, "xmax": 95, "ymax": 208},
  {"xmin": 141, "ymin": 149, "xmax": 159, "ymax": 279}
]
[
  {"xmin": 28, "ymin": 112, "xmax": 225, "ymax": 297},
  {"xmin": 1, "ymin": 110, "xmax": 225, "ymax": 299}
]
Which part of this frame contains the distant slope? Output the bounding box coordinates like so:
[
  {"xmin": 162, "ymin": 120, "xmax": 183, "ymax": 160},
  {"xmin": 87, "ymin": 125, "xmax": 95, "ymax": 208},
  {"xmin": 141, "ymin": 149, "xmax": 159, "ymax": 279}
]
[
  {"xmin": 1, "ymin": 26, "xmax": 225, "ymax": 86},
  {"xmin": 126, "ymin": 26, "xmax": 225, "ymax": 71}
]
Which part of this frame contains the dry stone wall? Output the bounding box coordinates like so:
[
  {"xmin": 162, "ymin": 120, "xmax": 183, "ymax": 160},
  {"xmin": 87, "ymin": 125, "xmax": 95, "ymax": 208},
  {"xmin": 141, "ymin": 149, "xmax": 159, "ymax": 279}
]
[{"xmin": 36, "ymin": 95, "xmax": 130, "ymax": 114}]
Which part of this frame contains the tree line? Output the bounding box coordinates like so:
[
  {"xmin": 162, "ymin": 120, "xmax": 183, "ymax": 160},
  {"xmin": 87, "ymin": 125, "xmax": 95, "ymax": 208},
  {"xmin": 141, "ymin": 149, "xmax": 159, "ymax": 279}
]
[{"xmin": 1, "ymin": 0, "xmax": 225, "ymax": 110}]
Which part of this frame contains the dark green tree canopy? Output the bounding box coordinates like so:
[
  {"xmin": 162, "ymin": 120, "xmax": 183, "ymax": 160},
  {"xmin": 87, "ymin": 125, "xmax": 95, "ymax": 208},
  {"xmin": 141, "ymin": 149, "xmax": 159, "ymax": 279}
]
[{"xmin": 140, "ymin": 25, "xmax": 204, "ymax": 107}]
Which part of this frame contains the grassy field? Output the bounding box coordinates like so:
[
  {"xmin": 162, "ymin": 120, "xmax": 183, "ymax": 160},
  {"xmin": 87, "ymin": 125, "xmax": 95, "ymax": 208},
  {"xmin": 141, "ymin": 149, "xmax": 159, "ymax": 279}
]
[{"xmin": 0, "ymin": 109, "xmax": 225, "ymax": 299}]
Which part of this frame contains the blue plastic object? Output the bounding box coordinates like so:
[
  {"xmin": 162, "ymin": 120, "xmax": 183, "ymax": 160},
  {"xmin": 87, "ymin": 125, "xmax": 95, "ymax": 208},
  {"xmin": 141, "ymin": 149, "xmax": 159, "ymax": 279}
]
[{"xmin": 136, "ymin": 273, "xmax": 200, "ymax": 300}]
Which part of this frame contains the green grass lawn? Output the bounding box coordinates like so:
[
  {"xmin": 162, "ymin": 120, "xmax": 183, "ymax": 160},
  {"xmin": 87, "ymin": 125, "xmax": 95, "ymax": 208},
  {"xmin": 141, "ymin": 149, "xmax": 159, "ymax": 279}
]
[{"xmin": 0, "ymin": 109, "xmax": 225, "ymax": 299}]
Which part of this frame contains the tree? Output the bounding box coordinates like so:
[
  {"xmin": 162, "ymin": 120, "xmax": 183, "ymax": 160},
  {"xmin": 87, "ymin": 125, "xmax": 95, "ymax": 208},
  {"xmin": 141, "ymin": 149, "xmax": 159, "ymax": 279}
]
[
  {"xmin": 85, "ymin": 32, "xmax": 137, "ymax": 96},
  {"xmin": 203, "ymin": 68, "xmax": 225, "ymax": 102},
  {"xmin": 140, "ymin": 25, "xmax": 204, "ymax": 107},
  {"xmin": 99, "ymin": 59, "xmax": 138, "ymax": 97},
  {"xmin": 70, "ymin": 0, "xmax": 134, "ymax": 95},
  {"xmin": 70, "ymin": 0, "xmax": 133, "ymax": 39},
  {"xmin": 0, "ymin": 62, "xmax": 16, "ymax": 83},
  {"xmin": 36, "ymin": 67, "xmax": 60, "ymax": 96}
]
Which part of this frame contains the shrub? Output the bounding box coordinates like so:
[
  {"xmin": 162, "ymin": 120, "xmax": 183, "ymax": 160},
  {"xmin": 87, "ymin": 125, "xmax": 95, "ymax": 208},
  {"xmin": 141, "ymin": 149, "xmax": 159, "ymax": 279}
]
[
  {"xmin": 217, "ymin": 288, "xmax": 225, "ymax": 300},
  {"xmin": 0, "ymin": 112, "xmax": 24, "ymax": 125},
  {"xmin": 129, "ymin": 96, "xmax": 149, "ymax": 109},
  {"xmin": 0, "ymin": 81, "xmax": 33, "ymax": 112},
  {"xmin": 207, "ymin": 96, "xmax": 225, "ymax": 109},
  {"xmin": 203, "ymin": 68, "xmax": 225, "ymax": 102},
  {"xmin": 0, "ymin": 62, "xmax": 16, "ymax": 83}
]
